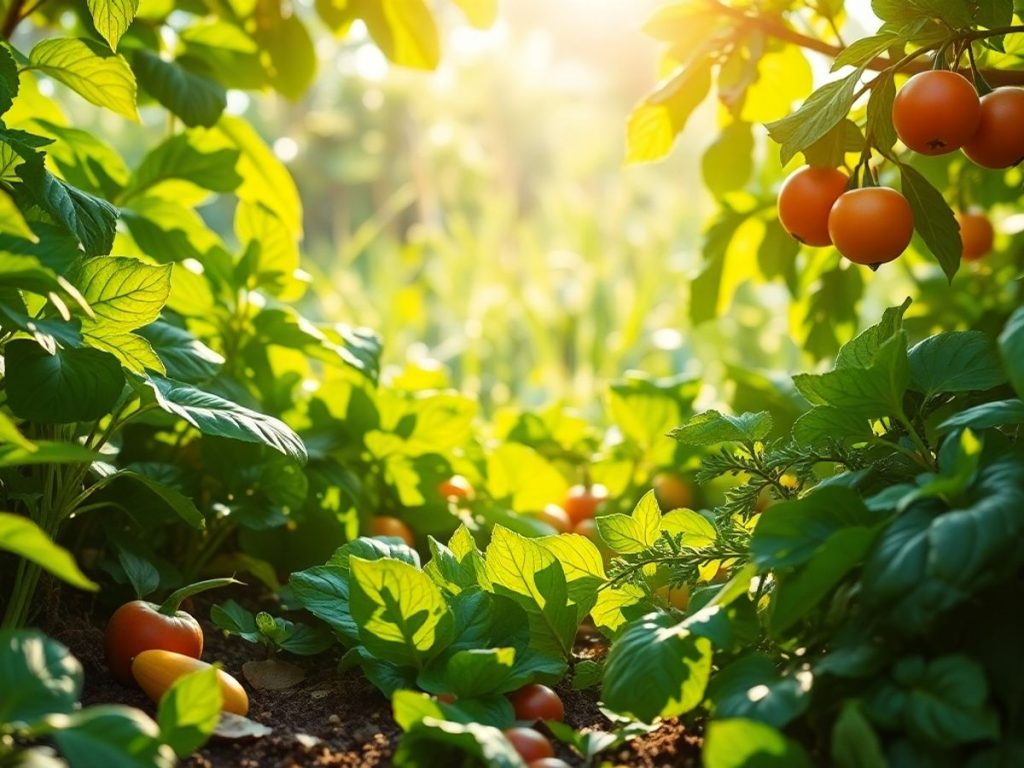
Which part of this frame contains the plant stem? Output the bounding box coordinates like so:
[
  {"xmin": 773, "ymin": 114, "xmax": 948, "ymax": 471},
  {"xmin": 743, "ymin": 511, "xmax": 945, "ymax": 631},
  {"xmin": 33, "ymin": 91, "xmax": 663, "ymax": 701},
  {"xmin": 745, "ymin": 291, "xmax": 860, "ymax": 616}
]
[{"xmin": 0, "ymin": 0, "xmax": 25, "ymax": 39}]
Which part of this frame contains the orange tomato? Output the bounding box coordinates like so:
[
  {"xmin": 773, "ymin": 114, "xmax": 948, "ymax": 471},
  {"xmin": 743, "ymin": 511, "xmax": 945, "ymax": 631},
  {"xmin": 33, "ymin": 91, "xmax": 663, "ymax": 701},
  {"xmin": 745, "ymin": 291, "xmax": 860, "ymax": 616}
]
[
  {"xmin": 962, "ymin": 87, "xmax": 1024, "ymax": 169},
  {"xmin": 131, "ymin": 650, "xmax": 249, "ymax": 715},
  {"xmin": 892, "ymin": 71, "xmax": 980, "ymax": 155},
  {"xmin": 652, "ymin": 472, "xmax": 693, "ymax": 510},
  {"xmin": 370, "ymin": 516, "xmax": 415, "ymax": 546},
  {"xmin": 105, "ymin": 601, "xmax": 203, "ymax": 685},
  {"xmin": 957, "ymin": 211, "xmax": 995, "ymax": 261},
  {"xmin": 503, "ymin": 728, "xmax": 554, "ymax": 762},
  {"xmin": 828, "ymin": 188, "xmax": 914, "ymax": 265},
  {"xmin": 508, "ymin": 683, "xmax": 565, "ymax": 722},
  {"xmin": 563, "ymin": 483, "xmax": 608, "ymax": 526},
  {"xmin": 777, "ymin": 166, "xmax": 850, "ymax": 247}
]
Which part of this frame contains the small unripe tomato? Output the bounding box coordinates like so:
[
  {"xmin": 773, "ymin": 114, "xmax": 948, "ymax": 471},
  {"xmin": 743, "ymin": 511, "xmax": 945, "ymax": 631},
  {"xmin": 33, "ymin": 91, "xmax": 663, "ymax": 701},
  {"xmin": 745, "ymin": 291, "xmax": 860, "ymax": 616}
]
[
  {"xmin": 371, "ymin": 516, "xmax": 415, "ymax": 546},
  {"xmin": 106, "ymin": 601, "xmax": 203, "ymax": 685},
  {"xmin": 503, "ymin": 728, "xmax": 554, "ymax": 762},
  {"xmin": 508, "ymin": 684, "xmax": 564, "ymax": 722},
  {"xmin": 534, "ymin": 504, "xmax": 571, "ymax": 533},
  {"xmin": 962, "ymin": 87, "xmax": 1024, "ymax": 169},
  {"xmin": 893, "ymin": 71, "xmax": 980, "ymax": 155},
  {"xmin": 438, "ymin": 475, "xmax": 474, "ymax": 501},
  {"xmin": 777, "ymin": 166, "xmax": 849, "ymax": 247},
  {"xmin": 828, "ymin": 187, "xmax": 914, "ymax": 266},
  {"xmin": 652, "ymin": 472, "xmax": 693, "ymax": 510},
  {"xmin": 132, "ymin": 650, "xmax": 249, "ymax": 716},
  {"xmin": 655, "ymin": 583, "xmax": 691, "ymax": 611},
  {"xmin": 563, "ymin": 483, "xmax": 608, "ymax": 526},
  {"xmin": 957, "ymin": 211, "xmax": 995, "ymax": 261}
]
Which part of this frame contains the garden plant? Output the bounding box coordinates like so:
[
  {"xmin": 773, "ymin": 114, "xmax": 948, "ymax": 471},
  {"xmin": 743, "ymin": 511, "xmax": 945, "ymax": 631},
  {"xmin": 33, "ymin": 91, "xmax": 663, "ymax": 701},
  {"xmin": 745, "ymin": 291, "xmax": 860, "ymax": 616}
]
[{"xmin": 1, "ymin": 0, "xmax": 1023, "ymax": 766}]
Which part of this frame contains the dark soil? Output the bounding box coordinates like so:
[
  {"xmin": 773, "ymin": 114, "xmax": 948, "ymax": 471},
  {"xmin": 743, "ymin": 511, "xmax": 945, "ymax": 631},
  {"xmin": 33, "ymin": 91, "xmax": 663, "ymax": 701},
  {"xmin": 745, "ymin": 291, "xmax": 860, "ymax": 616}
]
[{"xmin": 44, "ymin": 584, "xmax": 702, "ymax": 767}]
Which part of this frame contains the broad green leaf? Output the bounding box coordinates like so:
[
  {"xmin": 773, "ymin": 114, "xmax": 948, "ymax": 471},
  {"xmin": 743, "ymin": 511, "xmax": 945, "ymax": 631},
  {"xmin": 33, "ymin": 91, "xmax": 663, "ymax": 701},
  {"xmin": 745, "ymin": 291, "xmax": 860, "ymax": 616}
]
[
  {"xmin": 289, "ymin": 566, "xmax": 357, "ymax": 643},
  {"xmin": 348, "ymin": 556, "xmax": 454, "ymax": 669},
  {"xmin": 137, "ymin": 321, "xmax": 223, "ymax": 383},
  {"xmin": 661, "ymin": 509, "xmax": 716, "ymax": 547},
  {"xmin": 602, "ymin": 611, "xmax": 712, "ymax": 722},
  {"xmin": 0, "ymin": 43, "xmax": 18, "ymax": 115},
  {"xmin": 252, "ymin": 11, "xmax": 317, "ymax": 100},
  {"xmin": 707, "ymin": 654, "xmax": 811, "ymax": 727},
  {"xmin": 51, "ymin": 705, "xmax": 174, "ymax": 768},
  {"xmin": 702, "ymin": 121, "xmax": 753, "ymax": 197},
  {"xmin": 393, "ymin": 717, "xmax": 524, "ymax": 767},
  {"xmin": 120, "ymin": 197, "xmax": 224, "ymax": 264},
  {"xmin": 831, "ymin": 701, "xmax": 887, "ymax": 768},
  {"xmin": 30, "ymin": 120, "xmax": 130, "ymax": 199},
  {"xmin": 359, "ymin": 0, "xmax": 440, "ymax": 70},
  {"xmin": 156, "ymin": 666, "xmax": 221, "ymax": 757},
  {"xmin": 626, "ymin": 59, "xmax": 711, "ymax": 163},
  {"xmin": 131, "ymin": 51, "xmax": 226, "ymax": 128},
  {"xmin": 484, "ymin": 526, "xmax": 576, "ymax": 658},
  {"xmin": 900, "ymin": 164, "xmax": 960, "ymax": 282},
  {"xmin": 937, "ymin": 399, "xmax": 1024, "ymax": 433},
  {"xmin": 28, "ymin": 39, "xmax": 138, "ymax": 120},
  {"xmin": 108, "ymin": 471, "xmax": 204, "ymax": 528},
  {"xmin": 0, "ymin": 630, "xmax": 82, "ymax": 726},
  {"xmin": 766, "ymin": 69, "xmax": 863, "ymax": 164},
  {"xmin": 999, "ymin": 306, "xmax": 1024, "ymax": 397},
  {"xmin": 0, "ymin": 513, "xmax": 98, "ymax": 591},
  {"xmin": 703, "ymin": 718, "xmax": 811, "ymax": 768},
  {"xmin": 0, "ymin": 189, "xmax": 36, "ymax": 240},
  {"xmin": 872, "ymin": 0, "xmax": 972, "ymax": 28},
  {"xmin": 908, "ymin": 331, "xmax": 1006, "ymax": 397},
  {"xmin": 87, "ymin": 0, "xmax": 139, "ymax": 51},
  {"xmin": 5, "ymin": 340, "xmax": 124, "ymax": 424},
  {"xmin": 835, "ymin": 298, "xmax": 910, "ymax": 369},
  {"xmin": 591, "ymin": 582, "xmax": 646, "ymax": 636},
  {"xmin": 144, "ymin": 374, "xmax": 307, "ymax": 462},
  {"xmin": 670, "ymin": 410, "xmax": 772, "ymax": 446},
  {"xmin": 596, "ymin": 491, "xmax": 661, "ymax": 555},
  {"xmin": 74, "ymin": 257, "xmax": 171, "ymax": 333},
  {"xmin": 832, "ymin": 31, "xmax": 901, "ymax": 70},
  {"xmin": 417, "ymin": 647, "xmax": 516, "ymax": 698},
  {"xmin": 424, "ymin": 537, "xmax": 477, "ymax": 595},
  {"xmin": 83, "ymin": 331, "xmax": 163, "ymax": 374},
  {"xmin": 792, "ymin": 406, "xmax": 874, "ymax": 446},
  {"xmin": 866, "ymin": 71, "xmax": 897, "ymax": 150},
  {"xmin": 0, "ymin": 441, "xmax": 103, "ymax": 468},
  {"xmin": 486, "ymin": 443, "xmax": 568, "ymax": 511},
  {"xmin": 122, "ymin": 133, "xmax": 240, "ymax": 201}
]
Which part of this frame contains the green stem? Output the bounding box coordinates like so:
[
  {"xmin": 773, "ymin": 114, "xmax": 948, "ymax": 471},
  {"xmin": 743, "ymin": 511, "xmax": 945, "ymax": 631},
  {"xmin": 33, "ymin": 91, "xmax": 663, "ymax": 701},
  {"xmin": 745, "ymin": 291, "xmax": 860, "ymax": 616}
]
[
  {"xmin": 157, "ymin": 577, "xmax": 243, "ymax": 616},
  {"xmin": 896, "ymin": 412, "xmax": 935, "ymax": 470}
]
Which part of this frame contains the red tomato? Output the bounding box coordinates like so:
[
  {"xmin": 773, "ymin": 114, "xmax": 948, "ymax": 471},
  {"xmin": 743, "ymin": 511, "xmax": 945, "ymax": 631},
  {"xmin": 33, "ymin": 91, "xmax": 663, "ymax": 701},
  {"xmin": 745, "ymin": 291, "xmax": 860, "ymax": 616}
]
[
  {"xmin": 438, "ymin": 475, "xmax": 474, "ymax": 500},
  {"xmin": 371, "ymin": 516, "xmax": 415, "ymax": 546},
  {"xmin": 503, "ymin": 728, "xmax": 554, "ymax": 762},
  {"xmin": 962, "ymin": 87, "xmax": 1024, "ymax": 169},
  {"xmin": 508, "ymin": 684, "xmax": 565, "ymax": 722},
  {"xmin": 652, "ymin": 472, "xmax": 693, "ymax": 510},
  {"xmin": 105, "ymin": 600, "xmax": 204, "ymax": 685},
  {"xmin": 828, "ymin": 187, "xmax": 914, "ymax": 266},
  {"xmin": 777, "ymin": 166, "xmax": 850, "ymax": 247},
  {"xmin": 535, "ymin": 504, "xmax": 571, "ymax": 533},
  {"xmin": 957, "ymin": 211, "xmax": 995, "ymax": 261},
  {"xmin": 563, "ymin": 483, "xmax": 608, "ymax": 526},
  {"xmin": 892, "ymin": 71, "xmax": 980, "ymax": 155},
  {"xmin": 132, "ymin": 650, "xmax": 248, "ymax": 715}
]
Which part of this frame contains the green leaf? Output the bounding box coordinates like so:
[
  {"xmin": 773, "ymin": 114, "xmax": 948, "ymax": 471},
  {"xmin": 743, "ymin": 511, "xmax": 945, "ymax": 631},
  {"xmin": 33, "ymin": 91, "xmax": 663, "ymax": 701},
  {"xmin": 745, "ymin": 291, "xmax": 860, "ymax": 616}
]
[
  {"xmin": 908, "ymin": 331, "xmax": 1006, "ymax": 397},
  {"xmin": 703, "ymin": 718, "xmax": 811, "ymax": 768},
  {"xmin": 288, "ymin": 566, "xmax": 357, "ymax": 643},
  {"xmin": 999, "ymin": 307, "xmax": 1024, "ymax": 398},
  {"xmin": 358, "ymin": 0, "xmax": 440, "ymax": 70},
  {"xmin": 766, "ymin": 69, "xmax": 863, "ymax": 165},
  {"xmin": 108, "ymin": 470, "xmax": 204, "ymax": 528},
  {"xmin": 707, "ymin": 654, "xmax": 811, "ymax": 727},
  {"xmin": 234, "ymin": 202, "xmax": 298, "ymax": 291},
  {"xmin": 115, "ymin": 547, "xmax": 159, "ymax": 599},
  {"xmin": 831, "ymin": 31, "xmax": 901, "ymax": 70},
  {"xmin": 831, "ymin": 701, "xmax": 887, "ymax": 768},
  {"xmin": 30, "ymin": 120, "xmax": 130, "ymax": 199},
  {"xmin": 0, "ymin": 513, "xmax": 97, "ymax": 592},
  {"xmin": 485, "ymin": 442, "xmax": 568, "ymax": 512},
  {"xmin": 836, "ymin": 298, "xmax": 910, "ymax": 369},
  {"xmin": 252, "ymin": 12, "xmax": 317, "ymax": 100},
  {"xmin": 872, "ymin": 0, "xmax": 972, "ymax": 28},
  {"xmin": 122, "ymin": 133, "xmax": 240, "ymax": 201},
  {"xmin": 791, "ymin": 406, "xmax": 874, "ymax": 446},
  {"xmin": 137, "ymin": 321, "xmax": 223, "ymax": 383},
  {"xmin": 670, "ymin": 410, "xmax": 772, "ymax": 446},
  {"xmin": 937, "ymin": 399, "xmax": 1024, "ymax": 433},
  {"xmin": 5, "ymin": 340, "xmax": 124, "ymax": 424},
  {"xmin": 899, "ymin": 164, "xmax": 960, "ymax": 282},
  {"xmin": 131, "ymin": 51, "xmax": 226, "ymax": 128},
  {"xmin": 484, "ymin": 526, "xmax": 576, "ymax": 658},
  {"xmin": 51, "ymin": 705, "xmax": 174, "ymax": 768},
  {"xmin": 393, "ymin": 717, "xmax": 524, "ymax": 768},
  {"xmin": 0, "ymin": 630, "xmax": 82, "ymax": 726},
  {"xmin": 144, "ymin": 374, "xmax": 307, "ymax": 462},
  {"xmin": 0, "ymin": 189, "xmax": 36, "ymax": 241},
  {"xmin": 626, "ymin": 59, "xmax": 711, "ymax": 163},
  {"xmin": 81, "ymin": 332, "xmax": 163, "ymax": 375},
  {"xmin": 596, "ymin": 490, "xmax": 661, "ymax": 555},
  {"xmin": 156, "ymin": 666, "xmax": 221, "ymax": 757},
  {"xmin": 866, "ymin": 71, "xmax": 897, "ymax": 150},
  {"xmin": 0, "ymin": 441, "xmax": 104, "ymax": 468},
  {"xmin": 74, "ymin": 256, "xmax": 171, "ymax": 334},
  {"xmin": 28, "ymin": 38, "xmax": 138, "ymax": 120},
  {"xmin": 0, "ymin": 43, "xmax": 18, "ymax": 116},
  {"xmin": 661, "ymin": 509, "xmax": 717, "ymax": 547},
  {"xmin": 602, "ymin": 611, "xmax": 712, "ymax": 722},
  {"xmin": 702, "ymin": 121, "xmax": 753, "ymax": 197},
  {"xmin": 87, "ymin": 0, "xmax": 139, "ymax": 51},
  {"xmin": 417, "ymin": 647, "xmax": 517, "ymax": 698},
  {"xmin": 348, "ymin": 556, "xmax": 454, "ymax": 669}
]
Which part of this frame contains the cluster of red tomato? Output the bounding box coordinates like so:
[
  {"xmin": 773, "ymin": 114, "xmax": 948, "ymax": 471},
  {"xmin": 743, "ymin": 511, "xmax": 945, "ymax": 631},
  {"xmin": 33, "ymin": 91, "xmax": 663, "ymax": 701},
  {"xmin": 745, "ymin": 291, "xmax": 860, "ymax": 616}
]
[{"xmin": 779, "ymin": 74, "xmax": 1024, "ymax": 266}]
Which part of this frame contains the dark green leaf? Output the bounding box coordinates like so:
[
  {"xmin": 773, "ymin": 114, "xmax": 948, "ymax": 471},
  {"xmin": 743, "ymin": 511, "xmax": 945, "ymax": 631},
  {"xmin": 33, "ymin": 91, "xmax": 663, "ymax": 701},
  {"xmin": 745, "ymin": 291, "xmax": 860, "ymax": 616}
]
[
  {"xmin": 999, "ymin": 307, "xmax": 1024, "ymax": 398},
  {"xmin": 0, "ymin": 630, "xmax": 82, "ymax": 726},
  {"xmin": 707, "ymin": 654, "xmax": 811, "ymax": 727},
  {"xmin": 899, "ymin": 164, "xmax": 960, "ymax": 282},
  {"xmin": 908, "ymin": 331, "xmax": 1006, "ymax": 396},
  {"xmin": 132, "ymin": 51, "xmax": 226, "ymax": 128},
  {"xmin": 51, "ymin": 705, "xmax": 174, "ymax": 768}
]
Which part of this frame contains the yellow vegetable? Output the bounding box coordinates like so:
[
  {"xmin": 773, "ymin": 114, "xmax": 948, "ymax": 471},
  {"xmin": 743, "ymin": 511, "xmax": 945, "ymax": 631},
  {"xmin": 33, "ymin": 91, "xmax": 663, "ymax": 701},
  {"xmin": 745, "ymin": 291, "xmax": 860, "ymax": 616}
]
[{"xmin": 131, "ymin": 649, "xmax": 249, "ymax": 716}]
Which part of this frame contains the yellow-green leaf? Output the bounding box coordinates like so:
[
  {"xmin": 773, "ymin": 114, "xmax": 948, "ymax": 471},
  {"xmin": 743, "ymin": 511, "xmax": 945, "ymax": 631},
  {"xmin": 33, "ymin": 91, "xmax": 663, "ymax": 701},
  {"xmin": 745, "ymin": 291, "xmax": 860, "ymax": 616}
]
[
  {"xmin": 87, "ymin": 0, "xmax": 140, "ymax": 51},
  {"xmin": 29, "ymin": 38, "xmax": 138, "ymax": 120}
]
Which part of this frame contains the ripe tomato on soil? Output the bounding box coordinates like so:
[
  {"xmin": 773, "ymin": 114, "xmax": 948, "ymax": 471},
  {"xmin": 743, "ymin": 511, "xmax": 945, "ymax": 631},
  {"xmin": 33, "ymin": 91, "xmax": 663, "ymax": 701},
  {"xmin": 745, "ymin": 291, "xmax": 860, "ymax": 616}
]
[
  {"xmin": 957, "ymin": 211, "xmax": 995, "ymax": 261},
  {"xmin": 534, "ymin": 503, "xmax": 571, "ymax": 533},
  {"xmin": 892, "ymin": 70, "xmax": 981, "ymax": 155},
  {"xmin": 828, "ymin": 187, "xmax": 914, "ymax": 265},
  {"xmin": 962, "ymin": 87, "xmax": 1024, "ymax": 169},
  {"xmin": 563, "ymin": 483, "xmax": 608, "ymax": 526},
  {"xmin": 503, "ymin": 728, "xmax": 554, "ymax": 762},
  {"xmin": 132, "ymin": 649, "xmax": 249, "ymax": 715},
  {"xmin": 438, "ymin": 474, "xmax": 474, "ymax": 500},
  {"xmin": 652, "ymin": 471, "xmax": 693, "ymax": 510},
  {"xmin": 777, "ymin": 166, "xmax": 849, "ymax": 247},
  {"xmin": 105, "ymin": 601, "xmax": 204, "ymax": 685},
  {"xmin": 370, "ymin": 516, "xmax": 415, "ymax": 546},
  {"xmin": 509, "ymin": 683, "xmax": 565, "ymax": 722}
]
